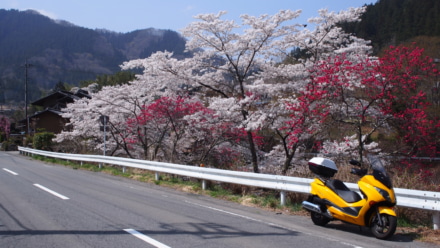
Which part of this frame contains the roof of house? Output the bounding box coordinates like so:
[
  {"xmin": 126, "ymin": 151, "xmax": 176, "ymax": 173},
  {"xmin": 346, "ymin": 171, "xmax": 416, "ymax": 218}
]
[
  {"xmin": 19, "ymin": 108, "xmax": 64, "ymax": 124},
  {"xmin": 20, "ymin": 89, "xmax": 91, "ymax": 125},
  {"xmin": 31, "ymin": 89, "xmax": 91, "ymax": 108},
  {"xmin": 29, "ymin": 109, "xmax": 64, "ymax": 118}
]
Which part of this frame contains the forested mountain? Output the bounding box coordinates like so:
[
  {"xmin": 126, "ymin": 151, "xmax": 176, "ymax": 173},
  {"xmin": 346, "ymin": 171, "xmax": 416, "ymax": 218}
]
[
  {"xmin": 0, "ymin": 9, "xmax": 188, "ymax": 105},
  {"xmin": 341, "ymin": 0, "xmax": 440, "ymax": 54},
  {"xmin": 2, "ymin": 0, "xmax": 439, "ymax": 106}
]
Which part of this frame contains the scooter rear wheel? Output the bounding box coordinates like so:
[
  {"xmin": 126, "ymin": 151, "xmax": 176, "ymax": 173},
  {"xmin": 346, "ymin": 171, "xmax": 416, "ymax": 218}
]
[
  {"xmin": 311, "ymin": 211, "xmax": 331, "ymax": 226},
  {"xmin": 370, "ymin": 213, "xmax": 397, "ymax": 240},
  {"xmin": 310, "ymin": 197, "xmax": 331, "ymax": 226}
]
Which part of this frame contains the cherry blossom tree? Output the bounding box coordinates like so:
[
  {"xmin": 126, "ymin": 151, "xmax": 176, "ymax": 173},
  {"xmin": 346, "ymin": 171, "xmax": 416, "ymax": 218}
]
[
  {"xmin": 122, "ymin": 7, "xmax": 371, "ymax": 172},
  {"xmin": 320, "ymin": 135, "xmax": 380, "ymax": 159},
  {"xmin": 55, "ymin": 79, "xmax": 160, "ymax": 156},
  {"xmin": 125, "ymin": 96, "xmax": 251, "ymax": 166},
  {"xmin": 57, "ymin": 8, "xmax": 439, "ymax": 176},
  {"xmin": 125, "ymin": 96, "xmax": 206, "ymax": 162}
]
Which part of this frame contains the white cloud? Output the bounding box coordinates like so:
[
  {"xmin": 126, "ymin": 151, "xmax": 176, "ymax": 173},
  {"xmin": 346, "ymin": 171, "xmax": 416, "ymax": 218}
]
[{"xmin": 184, "ymin": 5, "xmax": 195, "ymax": 12}]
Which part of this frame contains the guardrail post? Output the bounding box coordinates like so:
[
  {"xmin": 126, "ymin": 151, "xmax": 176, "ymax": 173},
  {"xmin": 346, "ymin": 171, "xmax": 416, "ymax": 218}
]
[
  {"xmin": 123, "ymin": 166, "xmax": 126, "ymax": 173},
  {"xmin": 99, "ymin": 163, "xmax": 102, "ymax": 169},
  {"xmin": 280, "ymin": 191, "xmax": 286, "ymax": 206},
  {"xmin": 155, "ymin": 172, "xmax": 160, "ymax": 181},
  {"xmin": 202, "ymin": 180, "xmax": 207, "ymax": 190},
  {"xmin": 434, "ymin": 212, "xmax": 440, "ymax": 230}
]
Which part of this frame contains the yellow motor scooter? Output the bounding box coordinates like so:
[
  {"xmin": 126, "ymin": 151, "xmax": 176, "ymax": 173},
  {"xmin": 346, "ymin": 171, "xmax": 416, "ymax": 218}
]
[{"xmin": 302, "ymin": 156, "xmax": 397, "ymax": 240}]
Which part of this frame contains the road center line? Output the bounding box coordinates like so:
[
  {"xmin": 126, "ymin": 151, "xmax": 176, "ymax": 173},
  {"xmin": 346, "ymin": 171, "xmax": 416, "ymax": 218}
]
[
  {"xmin": 3, "ymin": 168, "xmax": 18, "ymax": 175},
  {"xmin": 33, "ymin": 184, "xmax": 70, "ymax": 200},
  {"xmin": 124, "ymin": 229, "xmax": 171, "ymax": 248}
]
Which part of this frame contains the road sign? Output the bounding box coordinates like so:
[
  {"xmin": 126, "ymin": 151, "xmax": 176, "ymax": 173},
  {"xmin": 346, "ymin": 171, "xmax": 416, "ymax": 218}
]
[
  {"xmin": 100, "ymin": 126, "xmax": 110, "ymax": 132},
  {"xmin": 99, "ymin": 115, "xmax": 109, "ymax": 125}
]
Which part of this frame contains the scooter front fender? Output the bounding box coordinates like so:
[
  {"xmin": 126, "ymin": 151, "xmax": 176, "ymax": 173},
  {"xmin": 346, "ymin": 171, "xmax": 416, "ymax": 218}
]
[{"xmin": 378, "ymin": 206, "xmax": 396, "ymax": 217}]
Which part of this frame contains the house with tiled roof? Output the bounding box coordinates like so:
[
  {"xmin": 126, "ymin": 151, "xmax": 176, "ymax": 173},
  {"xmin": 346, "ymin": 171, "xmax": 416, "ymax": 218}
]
[{"xmin": 24, "ymin": 89, "xmax": 90, "ymax": 134}]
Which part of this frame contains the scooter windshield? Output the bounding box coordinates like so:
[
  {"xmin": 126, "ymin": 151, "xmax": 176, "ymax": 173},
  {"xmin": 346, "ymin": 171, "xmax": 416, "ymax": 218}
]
[
  {"xmin": 368, "ymin": 155, "xmax": 392, "ymax": 188},
  {"xmin": 373, "ymin": 168, "xmax": 392, "ymax": 188}
]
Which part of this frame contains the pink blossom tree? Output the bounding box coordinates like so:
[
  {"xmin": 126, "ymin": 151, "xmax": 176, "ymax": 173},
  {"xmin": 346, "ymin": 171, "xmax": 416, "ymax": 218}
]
[
  {"xmin": 125, "ymin": 96, "xmax": 251, "ymax": 166},
  {"xmin": 0, "ymin": 115, "xmax": 10, "ymax": 141},
  {"xmin": 375, "ymin": 45, "xmax": 440, "ymax": 158},
  {"xmin": 126, "ymin": 96, "xmax": 205, "ymax": 162},
  {"xmin": 311, "ymin": 45, "xmax": 440, "ymax": 161}
]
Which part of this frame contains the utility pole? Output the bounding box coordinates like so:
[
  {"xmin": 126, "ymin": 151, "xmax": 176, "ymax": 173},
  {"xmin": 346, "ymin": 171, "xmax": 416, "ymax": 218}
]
[{"xmin": 24, "ymin": 60, "xmax": 32, "ymax": 135}]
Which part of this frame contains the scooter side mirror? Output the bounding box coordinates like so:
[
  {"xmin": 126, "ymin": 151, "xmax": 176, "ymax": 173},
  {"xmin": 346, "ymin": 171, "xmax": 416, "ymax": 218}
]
[
  {"xmin": 350, "ymin": 168, "xmax": 357, "ymax": 174},
  {"xmin": 349, "ymin": 159, "xmax": 361, "ymax": 167}
]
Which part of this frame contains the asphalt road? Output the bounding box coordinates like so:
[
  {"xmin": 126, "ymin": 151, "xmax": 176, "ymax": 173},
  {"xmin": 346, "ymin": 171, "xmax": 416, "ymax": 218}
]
[{"xmin": 0, "ymin": 151, "xmax": 435, "ymax": 248}]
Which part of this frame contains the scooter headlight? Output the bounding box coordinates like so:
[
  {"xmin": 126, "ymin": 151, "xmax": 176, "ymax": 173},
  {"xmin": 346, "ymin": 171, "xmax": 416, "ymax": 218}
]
[{"xmin": 375, "ymin": 187, "xmax": 391, "ymax": 202}]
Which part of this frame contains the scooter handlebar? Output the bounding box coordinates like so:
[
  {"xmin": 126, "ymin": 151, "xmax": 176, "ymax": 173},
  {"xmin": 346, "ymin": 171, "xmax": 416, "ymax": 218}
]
[{"xmin": 351, "ymin": 168, "xmax": 368, "ymax": 177}]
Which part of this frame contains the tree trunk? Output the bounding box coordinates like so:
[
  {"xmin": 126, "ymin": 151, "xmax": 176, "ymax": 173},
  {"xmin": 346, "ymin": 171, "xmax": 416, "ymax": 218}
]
[
  {"xmin": 282, "ymin": 148, "xmax": 296, "ymax": 175},
  {"xmin": 357, "ymin": 124, "xmax": 364, "ymax": 164},
  {"xmin": 247, "ymin": 130, "xmax": 259, "ymax": 173},
  {"xmin": 277, "ymin": 129, "xmax": 297, "ymax": 175}
]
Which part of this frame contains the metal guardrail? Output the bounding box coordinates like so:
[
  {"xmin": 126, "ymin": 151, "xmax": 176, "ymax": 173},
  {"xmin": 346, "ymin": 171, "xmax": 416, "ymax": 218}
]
[{"xmin": 18, "ymin": 146, "xmax": 440, "ymax": 230}]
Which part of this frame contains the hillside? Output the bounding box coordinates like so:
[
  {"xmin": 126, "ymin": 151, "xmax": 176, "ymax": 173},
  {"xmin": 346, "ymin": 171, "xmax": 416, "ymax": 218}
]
[
  {"xmin": 0, "ymin": 9, "xmax": 188, "ymax": 104},
  {"xmin": 341, "ymin": 0, "xmax": 440, "ymax": 54},
  {"xmin": 2, "ymin": 1, "xmax": 440, "ymax": 106}
]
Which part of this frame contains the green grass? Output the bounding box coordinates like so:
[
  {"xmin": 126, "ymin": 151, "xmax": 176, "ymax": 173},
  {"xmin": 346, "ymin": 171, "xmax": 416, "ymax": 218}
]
[
  {"xmin": 397, "ymin": 215, "xmax": 419, "ymax": 228},
  {"xmin": 208, "ymin": 184, "xmax": 232, "ymax": 198},
  {"xmin": 289, "ymin": 202, "xmax": 303, "ymax": 212}
]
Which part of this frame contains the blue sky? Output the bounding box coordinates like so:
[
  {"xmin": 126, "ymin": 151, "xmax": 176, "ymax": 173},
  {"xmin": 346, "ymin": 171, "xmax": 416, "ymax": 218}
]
[{"xmin": 1, "ymin": 0, "xmax": 376, "ymax": 33}]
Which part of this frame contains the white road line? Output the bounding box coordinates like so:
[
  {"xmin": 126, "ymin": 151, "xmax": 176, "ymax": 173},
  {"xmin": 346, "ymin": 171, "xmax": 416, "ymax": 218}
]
[
  {"xmin": 124, "ymin": 229, "xmax": 171, "ymax": 248},
  {"xmin": 185, "ymin": 200, "xmax": 265, "ymax": 223},
  {"xmin": 3, "ymin": 168, "xmax": 18, "ymax": 175},
  {"xmin": 33, "ymin": 184, "xmax": 70, "ymax": 200}
]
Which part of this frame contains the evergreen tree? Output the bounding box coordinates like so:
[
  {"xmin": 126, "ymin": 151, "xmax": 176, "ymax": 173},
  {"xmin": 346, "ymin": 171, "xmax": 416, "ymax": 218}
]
[{"xmin": 341, "ymin": 0, "xmax": 440, "ymax": 54}]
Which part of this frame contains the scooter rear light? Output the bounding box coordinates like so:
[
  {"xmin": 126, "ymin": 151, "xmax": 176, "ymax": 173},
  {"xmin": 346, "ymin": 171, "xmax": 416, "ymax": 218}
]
[{"xmin": 369, "ymin": 201, "xmax": 377, "ymax": 207}]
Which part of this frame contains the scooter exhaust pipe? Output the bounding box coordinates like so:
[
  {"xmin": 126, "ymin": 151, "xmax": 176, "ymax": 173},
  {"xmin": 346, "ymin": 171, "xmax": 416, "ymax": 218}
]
[
  {"xmin": 302, "ymin": 200, "xmax": 333, "ymax": 219},
  {"xmin": 302, "ymin": 201, "xmax": 322, "ymax": 213}
]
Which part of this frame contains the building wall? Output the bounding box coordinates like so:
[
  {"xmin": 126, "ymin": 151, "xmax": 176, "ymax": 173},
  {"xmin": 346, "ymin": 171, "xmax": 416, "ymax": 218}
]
[{"xmin": 30, "ymin": 111, "xmax": 66, "ymax": 134}]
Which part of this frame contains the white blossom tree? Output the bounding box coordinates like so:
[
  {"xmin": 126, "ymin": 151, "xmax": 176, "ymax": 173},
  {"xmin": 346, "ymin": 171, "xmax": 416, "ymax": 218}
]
[
  {"xmin": 121, "ymin": 7, "xmax": 371, "ymax": 172},
  {"xmin": 58, "ymin": 7, "xmax": 374, "ymax": 173},
  {"xmin": 55, "ymin": 78, "xmax": 162, "ymax": 157}
]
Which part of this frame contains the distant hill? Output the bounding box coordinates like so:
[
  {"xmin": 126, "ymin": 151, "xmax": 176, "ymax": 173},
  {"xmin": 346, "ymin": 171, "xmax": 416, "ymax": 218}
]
[
  {"xmin": 3, "ymin": 1, "xmax": 440, "ymax": 106},
  {"xmin": 0, "ymin": 9, "xmax": 188, "ymax": 104}
]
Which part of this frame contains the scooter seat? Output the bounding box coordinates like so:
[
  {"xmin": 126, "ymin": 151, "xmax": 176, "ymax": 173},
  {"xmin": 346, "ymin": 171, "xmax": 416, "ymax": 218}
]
[{"xmin": 326, "ymin": 179, "xmax": 362, "ymax": 203}]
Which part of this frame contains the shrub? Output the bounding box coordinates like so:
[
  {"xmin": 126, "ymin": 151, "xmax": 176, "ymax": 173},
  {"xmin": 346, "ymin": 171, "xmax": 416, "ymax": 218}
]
[{"xmin": 33, "ymin": 132, "xmax": 55, "ymax": 150}]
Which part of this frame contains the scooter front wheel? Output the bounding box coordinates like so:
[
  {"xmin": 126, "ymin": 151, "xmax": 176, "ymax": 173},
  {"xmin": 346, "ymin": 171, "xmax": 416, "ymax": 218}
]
[{"xmin": 370, "ymin": 213, "xmax": 397, "ymax": 240}]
